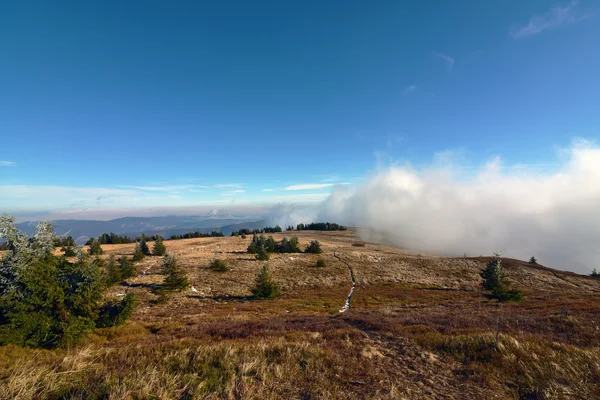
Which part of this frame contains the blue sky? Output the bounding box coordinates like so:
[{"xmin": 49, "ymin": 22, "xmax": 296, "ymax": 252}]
[{"xmin": 1, "ymin": 0, "xmax": 599, "ymax": 218}]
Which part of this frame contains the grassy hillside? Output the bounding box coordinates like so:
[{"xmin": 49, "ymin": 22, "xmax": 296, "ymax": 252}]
[{"xmin": 1, "ymin": 230, "xmax": 599, "ymax": 399}]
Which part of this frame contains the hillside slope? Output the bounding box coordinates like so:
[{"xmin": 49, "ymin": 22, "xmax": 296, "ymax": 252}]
[{"xmin": 2, "ymin": 230, "xmax": 599, "ymax": 399}]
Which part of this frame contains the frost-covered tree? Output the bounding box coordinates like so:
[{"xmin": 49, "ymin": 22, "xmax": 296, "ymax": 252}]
[{"xmin": 0, "ymin": 213, "xmax": 135, "ymax": 348}]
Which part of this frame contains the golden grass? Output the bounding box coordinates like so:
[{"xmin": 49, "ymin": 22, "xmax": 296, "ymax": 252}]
[{"xmin": 3, "ymin": 230, "xmax": 600, "ymax": 399}]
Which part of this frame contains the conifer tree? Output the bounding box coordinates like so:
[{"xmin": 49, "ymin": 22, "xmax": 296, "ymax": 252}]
[
  {"xmin": 119, "ymin": 255, "xmax": 136, "ymax": 279},
  {"xmin": 161, "ymin": 255, "xmax": 190, "ymax": 293},
  {"xmin": 132, "ymin": 243, "xmax": 145, "ymax": 262},
  {"xmin": 88, "ymin": 238, "xmax": 103, "ymax": 255},
  {"xmin": 251, "ymin": 265, "xmax": 280, "ymax": 299},
  {"xmin": 106, "ymin": 255, "xmax": 122, "ymax": 286},
  {"xmin": 305, "ymin": 240, "xmax": 322, "ymax": 254},
  {"xmin": 480, "ymin": 252, "xmax": 522, "ymax": 302},
  {"xmin": 139, "ymin": 239, "xmax": 150, "ymax": 256},
  {"xmin": 152, "ymin": 235, "xmax": 167, "ymax": 256}
]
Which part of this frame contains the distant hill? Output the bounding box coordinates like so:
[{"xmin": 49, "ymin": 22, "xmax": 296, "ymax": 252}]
[{"xmin": 14, "ymin": 214, "xmax": 265, "ymax": 244}]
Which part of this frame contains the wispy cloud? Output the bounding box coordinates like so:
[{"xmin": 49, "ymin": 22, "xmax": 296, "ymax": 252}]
[
  {"xmin": 0, "ymin": 161, "xmax": 16, "ymax": 167},
  {"xmin": 285, "ymin": 183, "xmax": 335, "ymax": 191},
  {"xmin": 220, "ymin": 189, "xmax": 246, "ymax": 196},
  {"xmin": 431, "ymin": 52, "xmax": 455, "ymax": 71},
  {"xmin": 262, "ymin": 189, "xmax": 274, "ymax": 192},
  {"xmin": 214, "ymin": 184, "xmax": 244, "ymax": 189},
  {"xmin": 509, "ymin": 1, "xmax": 592, "ymax": 39},
  {"xmin": 121, "ymin": 184, "xmax": 208, "ymax": 191},
  {"xmin": 402, "ymin": 85, "xmax": 417, "ymax": 96}
]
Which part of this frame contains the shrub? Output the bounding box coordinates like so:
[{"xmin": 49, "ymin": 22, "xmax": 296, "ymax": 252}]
[
  {"xmin": 241, "ymin": 234, "xmax": 247, "ymax": 239},
  {"xmin": 62, "ymin": 246, "xmax": 77, "ymax": 257},
  {"xmin": 529, "ymin": 256, "xmax": 537, "ymax": 265},
  {"xmin": 119, "ymin": 255, "xmax": 137, "ymax": 279},
  {"xmin": 256, "ymin": 245, "xmax": 270, "ymax": 261},
  {"xmin": 251, "ymin": 265, "xmax": 280, "ymax": 299},
  {"xmin": 96, "ymin": 294, "xmax": 136, "ymax": 328},
  {"xmin": 305, "ymin": 240, "xmax": 323, "ymax": 254},
  {"xmin": 0, "ymin": 214, "xmax": 134, "ymax": 348},
  {"xmin": 106, "ymin": 255, "xmax": 122, "ymax": 286},
  {"xmin": 152, "ymin": 235, "xmax": 167, "ymax": 256},
  {"xmin": 160, "ymin": 255, "xmax": 190, "ymax": 293},
  {"xmin": 315, "ymin": 258, "xmax": 326, "ymax": 268},
  {"xmin": 132, "ymin": 243, "xmax": 145, "ymax": 262},
  {"xmin": 210, "ymin": 259, "xmax": 229, "ymax": 272},
  {"xmin": 590, "ymin": 269, "xmax": 600, "ymax": 278},
  {"xmin": 139, "ymin": 239, "xmax": 151, "ymax": 256},
  {"xmin": 88, "ymin": 238, "xmax": 103, "ymax": 255},
  {"xmin": 480, "ymin": 252, "xmax": 523, "ymax": 302}
]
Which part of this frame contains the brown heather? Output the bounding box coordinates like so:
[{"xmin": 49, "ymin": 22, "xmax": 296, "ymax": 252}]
[{"xmin": 1, "ymin": 230, "xmax": 599, "ymax": 399}]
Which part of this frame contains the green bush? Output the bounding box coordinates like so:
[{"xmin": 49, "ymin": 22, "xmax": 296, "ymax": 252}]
[
  {"xmin": 210, "ymin": 258, "xmax": 229, "ymax": 272},
  {"xmin": 256, "ymin": 245, "xmax": 270, "ymax": 261},
  {"xmin": 152, "ymin": 235, "xmax": 167, "ymax": 256},
  {"xmin": 132, "ymin": 243, "xmax": 145, "ymax": 262},
  {"xmin": 529, "ymin": 256, "xmax": 537, "ymax": 265},
  {"xmin": 315, "ymin": 258, "xmax": 326, "ymax": 268},
  {"xmin": 139, "ymin": 239, "xmax": 151, "ymax": 256},
  {"xmin": 88, "ymin": 238, "xmax": 103, "ymax": 255},
  {"xmin": 0, "ymin": 214, "xmax": 134, "ymax": 348},
  {"xmin": 305, "ymin": 240, "xmax": 322, "ymax": 254},
  {"xmin": 480, "ymin": 252, "xmax": 523, "ymax": 302},
  {"xmin": 62, "ymin": 246, "xmax": 77, "ymax": 257},
  {"xmin": 119, "ymin": 255, "xmax": 137, "ymax": 279},
  {"xmin": 251, "ymin": 265, "xmax": 280, "ymax": 299},
  {"xmin": 96, "ymin": 293, "xmax": 136, "ymax": 328},
  {"xmin": 160, "ymin": 255, "xmax": 190, "ymax": 293},
  {"xmin": 106, "ymin": 255, "xmax": 122, "ymax": 286}
]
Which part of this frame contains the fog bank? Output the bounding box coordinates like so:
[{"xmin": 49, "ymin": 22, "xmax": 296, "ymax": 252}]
[{"xmin": 279, "ymin": 141, "xmax": 600, "ymax": 274}]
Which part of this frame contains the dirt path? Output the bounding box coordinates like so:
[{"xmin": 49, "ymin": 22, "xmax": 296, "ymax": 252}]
[{"xmin": 334, "ymin": 251, "xmax": 357, "ymax": 313}]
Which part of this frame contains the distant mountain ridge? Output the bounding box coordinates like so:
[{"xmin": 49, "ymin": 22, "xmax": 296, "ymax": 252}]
[{"xmin": 14, "ymin": 214, "xmax": 265, "ymax": 244}]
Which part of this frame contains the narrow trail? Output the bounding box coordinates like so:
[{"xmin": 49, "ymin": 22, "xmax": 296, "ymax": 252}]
[{"xmin": 334, "ymin": 251, "xmax": 356, "ymax": 313}]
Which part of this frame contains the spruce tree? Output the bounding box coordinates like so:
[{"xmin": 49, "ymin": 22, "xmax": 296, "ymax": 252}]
[
  {"xmin": 305, "ymin": 240, "xmax": 322, "ymax": 254},
  {"xmin": 480, "ymin": 252, "xmax": 522, "ymax": 302},
  {"xmin": 529, "ymin": 256, "xmax": 537, "ymax": 264},
  {"xmin": 251, "ymin": 265, "xmax": 280, "ymax": 299},
  {"xmin": 256, "ymin": 244, "xmax": 270, "ymax": 261},
  {"xmin": 132, "ymin": 243, "xmax": 145, "ymax": 262},
  {"xmin": 161, "ymin": 255, "xmax": 190, "ymax": 293},
  {"xmin": 88, "ymin": 238, "xmax": 103, "ymax": 255},
  {"xmin": 152, "ymin": 235, "xmax": 167, "ymax": 256},
  {"xmin": 139, "ymin": 239, "xmax": 150, "ymax": 256},
  {"xmin": 119, "ymin": 255, "xmax": 136, "ymax": 279},
  {"xmin": 106, "ymin": 255, "xmax": 122, "ymax": 286}
]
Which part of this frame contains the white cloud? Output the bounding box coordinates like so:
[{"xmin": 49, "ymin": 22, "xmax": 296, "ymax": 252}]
[
  {"xmin": 402, "ymin": 85, "xmax": 417, "ymax": 95},
  {"xmin": 510, "ymin": 1, "xmax": 592, "ymax": 39},
  {"xmin": 214, "ymin": 184, "xmax": 244, "ymax": 189},
  {"xmin": 307, "ymin": 140, "xmax": 600, "ymax": 274},
  {"xmin": 0, "ymin": 161, "xmax": 16, "ymax": 167},
  {"xmin": 120, "ymin": 184, "xmax": 208, "ymax": 191},
  {"xmin": 431, "ymin": 52, "xmax": 455, "ymax": 71},
  {"xmin": 220, "ymin": 189, "xmax": 246, "ymax": 196},
  {"xmin": 262, "ymin": 189, "xmax": 274, "ymax": 192},
  {"xmin": 285, "ymin": 183, "xmax": 335, "ymax": 191}
]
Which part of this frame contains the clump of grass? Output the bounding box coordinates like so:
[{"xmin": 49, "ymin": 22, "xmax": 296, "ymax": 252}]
[
  {"xmin": 209, "ymin": 258, "xmax": 230, "ymax": 272},
  {"xmin": 315, "ymin": 258, "xmax": 326, "ymax": 268}
]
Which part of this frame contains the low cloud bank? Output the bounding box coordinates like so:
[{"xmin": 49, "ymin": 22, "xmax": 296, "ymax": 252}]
[{"xmin": 274, "ymin": 141, "xmax": 600, "ymax": 274}]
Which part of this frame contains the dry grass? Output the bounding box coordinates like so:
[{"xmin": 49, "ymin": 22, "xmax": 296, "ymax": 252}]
[{"xmin": 3, "ymin": 230, "xmax": 600, "ymax": 399}]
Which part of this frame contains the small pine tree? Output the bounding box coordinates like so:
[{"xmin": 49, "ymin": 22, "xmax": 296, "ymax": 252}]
[
  {"xmin": 152, "ymin": 235, "xmax": 167, "ymax": 256},
  {"xmin": 247, "ymin": 234, "xmax": 259, "ymax": 254},
  {"xmin": 480, "ymin": 252, "xmax": 522, "ymax": 302},
  {"xmin": 139, "ymin": 239, "xmax": 150, "ymax": 256},
  {"xmin": 265, "ymin": 236, "xmax": 276, "ymax": 253},
  {"xmin": 161, "ymin": 255, "xmax": 190, "ymax": 293},
  {"xmin": 590, "ymin": 268, "xmax": 600, "ymax": 278},
  {"xmin": 106, "ymin": 255, "xmax": 122, "ymax": 286},
  {"xmin": 132, "ymin": 243, "xmax": 145, "ymax": 262},
  {"xmin": 529, "ymin": 256, "xmax": 537, "ymax": 264},
  {"xmin": 251, "ymin": 265, "xmax": 280, "ymax": 299},
  {"xmin": 305, "ymin": 240, "xmax": 322, "ymax": 254},
  {"xmin": 241, "ymin": 233, "xmax": 247, "ymax": 239},
  {"xmin": 96, "ymin": 294, "xmax": 136, "ymax": 328},
  {"xmin": 315, "ymin": 258, "xmax": 326, "ymax": 268},
  {"xmin": 61, "ymin": 246, "xmax": 76, "ymax": 257},
  {"xmin": 209, "ymin": 258, "xmax": 229, "ymax": 272},
  {"xmin": 119, "ymin": 255, "xmax": 136, "ymax": 279},
  {"xmin": 256, "ymin": 245, "xmax": 270, "ymax": 261},
  {"xmin": 88, "ymin": 238, "xmax": 103, "ymax": 255}
]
